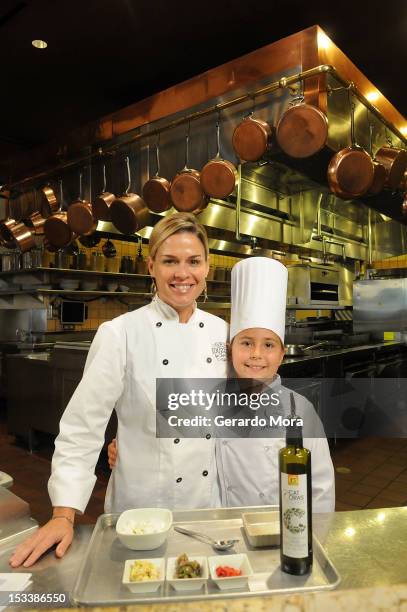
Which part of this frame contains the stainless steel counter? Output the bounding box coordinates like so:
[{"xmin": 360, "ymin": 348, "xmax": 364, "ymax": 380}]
[
  {"xmin": 282, "ymin": 340, "xmax": 404, "ymax": 365},
  {"xmin": 1, "ymin": 506, "xmax": 406, "ymax": 604}
]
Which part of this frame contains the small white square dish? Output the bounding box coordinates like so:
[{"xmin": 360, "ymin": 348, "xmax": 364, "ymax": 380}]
[
  {"xmin": 242, "ymin": 511, "xmax": 280, "ymax": 547},
  {"xmin": 166, "ymin": 555, "xmax": 208, "ymax": 591},
  {"xmin": 122, "ymin": 558, "xmax": 164, "ymax": 593},
  {"xmin": 208, "ymin": 553, "xmax": 253, "ymax": 590},
  {"xmin": 116, "ymin": 508, "xmax": 173, "ymax": 550}
]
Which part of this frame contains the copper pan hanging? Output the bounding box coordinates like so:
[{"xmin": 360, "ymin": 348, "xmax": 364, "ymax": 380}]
[
  {"xmin": 93, "ymin": 161, "xmax": 116, "ymax": 221},
  {"xmin": 142, "ymin": 135, "xmax": 172, "ymax": 213},
  {"xmin": 67, "ymin": 171, "xmax": 97, "ymax": 235},
  {"xmin": 170, "ymin": 124, "xmax": 208, "ymax": 214},
  {"xmin": 39, "ymin": 184, "xmax": 59, "ymax": 218},
  {"xmin": 276, "ymin": 86, "xmax": 328, "ymax": 158},
  {"xmin": 375, "ymin": 141, "xmax": 407, "ymax": 191},
  {"xmin": 0, "ymin": 218, "xmax": 18, "ymax": 248},
  {"xmin": 367, "ymin": 122, "xmax": 386, "ymax": 195},
  {"xmin": 110, "ymin": 156, "xmax": 149, "ymax": 234},
  {"xmin": 201, "ymin": 114, "xmax": 238, "ymax": 199},
  {"xmin": 232, "ymin": 107, "xmax": 273, "ymax": 162},
  {"xmin": 44, "ymin": 180, "xmax": 76, "ymax": 249},
  {"xmin": 327, "ymin": 94, "xmax": 374, "ymax": 199},
  {"xmin": 23, "ymin": 190, "xmax": 46, "ymax": 235}
]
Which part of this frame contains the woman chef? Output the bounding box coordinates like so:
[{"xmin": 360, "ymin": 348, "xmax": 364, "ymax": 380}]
[
  {"xmin": 10, "ymin": 212, "xmax": 228, "ymax": 568},
  {"xmin": 216, "ymin": 256, "xmax": 335, "ymax": 512}
]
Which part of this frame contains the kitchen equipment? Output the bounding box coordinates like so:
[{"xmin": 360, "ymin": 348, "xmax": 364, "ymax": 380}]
[
  {"xmin": 54, "ymin": 250, "xmax": 71, "ymax": 269},
  {"xmin": 8, "ymin": 222, "xmax": 36, "ymax": 253},
  {"xmin": 111, "ymin": 156, "xmax": 149, "ymax": 234},
  {"xmin": 91, "ymin": 251, "xmax": 105, "ymax": 271},
  {"xmin": 93, "ymin": 162, "xmax": 116, "ymax": 221},
  {"xmin": 39, "ymin": 184, "xmax": 59, "ymax": 218},
  {"xmin": 375, "ymin": 144, "xmax": 407, "ymax": 190},
  {"xmin": 242, "ymin": 511, "xmax": 280, "ymax": 547},
  {"xmin": 106, "ymin": 257, "xmax": 120, "ymax": 273},
  {"xmin": 102, "ymin": 239, "xmax": 117, "ymax": 258},
  {"xmin": 174, "ymin": 526, "xmax": 239, "ymax": 551},
  {"xmin": 214, "ymin": 266, "xmax": 226, "ymax": 281},
  {"xmin": 288, "ymin": 264, "xmax": 339, "ymax": 305},
  {"xmin": 142, "ymin": 135, "xmax": 172, "ymax": 213},
  {"xmin": 402, "ymin": 191, "xmax": 407, "ymax": 217},
  {"xmin": 232, "ymin": 108, "xmax": 273, "ymax": 162},
  {"xmin": 24, "ymin": 210, "xmax": 46, "ymax": 235},
  {"xmin": 208, "ymin": 554, "xmax": 253, "ymax": 591},
  {"xmin": 327, "ymin": 94, "xmax": 374, "ymax": 199},
  {"xmin": 276, "ymin": 88, "xmax": 328, "ymax": 158},
  {"xmin": 79, "ymin": 233, "xmax": 100, "ymax": 248},
  {"xmin": 67, "ymin": 171, "xmax": 97, "ymax": 236},
  {"xmin": 166, "ymin": 556, "xmax": 209, "ymax": 592},
  {"xmin": 71, "ymin": 507, "xmax": 341, "ymax": 606},
  {"xmin": 122, "ymin": 558, "xmax": 165, "ymax": 594},
  {"xmin": 0, "ymin": 218, "xmax": 17, "ymax": 248},
  {"xmin": 367, "ymin": 118, "xmax": 386, "ymax": 195},
  {"xmin": 135, "ymin": 241, "xmax": 148, "ymax": 274},
  {"xmin": 170, "ymin": 124, "xmax": 208, "ymax": 213},
  {"xmin": 116, "ymin": 508, "xmax": 173, "ymax": 551},
  {"xmin": 44, "ymin": 180, "xmax": 76, "ymax": 248},
  {"xmin": 353, "ymin": 277, "xmax": 407, "ymax": 333},
  {"xmin": 285, "ymin": 341, "xmax": 329, "ymax": 357},
  {"xmin": 201, "ymin": 116, "xmax": 238, "ymax": 199}
]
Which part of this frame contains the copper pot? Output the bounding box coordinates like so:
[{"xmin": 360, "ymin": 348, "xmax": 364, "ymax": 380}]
[
  {"xmin": 375, "ymin": 147, "xmax": 407, "ymax": 190},
  {"xmin": 110, "ymin": 156, "xmax": 150, "ymax": 234},
  {"xmin": 142, "ymin": 138, "xmax": 172, "ymax": 213},
  {"xmin": 44, "ymin": 212, "xmax": 76, "ymax": 249},
  {"xmin": 232, "ymin": 114, "xmax": 273, "ymax": 162},
  {"xmin": 39, "ymin": 184, "xmax": 59, "ymax": 218},
  {"xmin": 201, "ymin": 119, "xmax": 238, "ymax": 199},
  {"xmin": 367, "ymin": 123, "xmax": 386, "ymax": 195},
  {"xmin": 11, "ymin": 222, "xmax": 36, "ymax": 252},
  {"xmin": 327, "ymin": 99, "xmax": 374, "ymax": 198},
  {"xmin": 24, "ymin": 211, "xmax": 46, "ymax": 235},
  {"xmin": 276, "ymin": 102, "xmax": 328, "ymax": 158},
  {"xmin": 67, "ymin": 172, "xmax": 97, "ymax": 235},
  {"xmin": 0, "ymin": 218, "xmax": 18, "ymax": 247},
  {"xmin": 93, "ymin": 163, "xmax": 116, "ymax": 221},
  {"xmin": 170, "ymin": 130, "xmax": 208, "ymax": 213}
]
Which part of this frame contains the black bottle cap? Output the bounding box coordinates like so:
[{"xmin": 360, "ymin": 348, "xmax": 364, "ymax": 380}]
[{"xmin": 286, "ymin": 392, "xmax": 303, "ymax": 447}]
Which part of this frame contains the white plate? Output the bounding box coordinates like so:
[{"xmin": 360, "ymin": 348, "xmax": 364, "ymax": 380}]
[
  {"xmin": 122, "ymin": 558, "xmax": 164, "ymax": 593},
  {"xmin": 208, "ymin": 553, "xmax": 253, "ymax": 590},
  {"xmin": 166, "ymin": 556, "xmax": 208, "ymax": 591}
]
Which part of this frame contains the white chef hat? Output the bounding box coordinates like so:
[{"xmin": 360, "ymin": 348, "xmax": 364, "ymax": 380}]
[{"xmin": 230, "ymin": 256, "xmax": 288, "ymax": 344}]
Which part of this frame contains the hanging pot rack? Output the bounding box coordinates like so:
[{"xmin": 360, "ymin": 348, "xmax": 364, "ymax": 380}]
[{"xmin": 4, "ymin": 64, "xmax": 406, "ymax": 191}]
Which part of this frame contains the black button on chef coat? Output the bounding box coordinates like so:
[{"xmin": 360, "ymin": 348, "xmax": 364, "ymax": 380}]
[
  {"xmin": 206, "ymin": 357, "xmax": 212, "ymax": 363},
  {"xmin": 174, "ymin": 438, "xmax": 180, "ymax": 444},
  {"xmin": 163, "ymin": 359, "xmax": 169, "ymax": 365},
  {"xmin": 202, "ymin": 470, "xmax": 208, "ymax": 477},
  {"xmin": 199, "ymin": 322, "xmax": 204, "ymax": 328},
  {"xmin": 205, "ymin": 434, "xmax": 211, "ymax": 440},
  {"xmin": 176, "ymin": 477, "xmax": 182, "ymax": 483},
  {"xmin": 156, "ymin": 321, "xmax": 162, "ymax": 327}
]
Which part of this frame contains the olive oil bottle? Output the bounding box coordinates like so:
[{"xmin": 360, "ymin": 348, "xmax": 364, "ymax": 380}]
[{"xmin": 279, "ymin": 392, "xmax": 312, "ymax": 575}]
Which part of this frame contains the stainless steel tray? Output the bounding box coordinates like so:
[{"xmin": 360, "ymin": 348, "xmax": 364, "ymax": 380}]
[{"xmin": 71, "ymin": 506, "xmax": 340, "ymax": 606}]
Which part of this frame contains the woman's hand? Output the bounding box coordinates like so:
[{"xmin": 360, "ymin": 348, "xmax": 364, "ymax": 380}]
[
  {"xmin": 9, "ymin": 513, "xmax": 74, "ymax": 568},
  {"xmin": 107, "ymin": 437, "xmax": 118, "ymax": 469}
]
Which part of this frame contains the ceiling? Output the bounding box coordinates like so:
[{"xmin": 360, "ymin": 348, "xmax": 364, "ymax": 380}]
[{"xmin": 1, "ymin": 0, "xmax": 406, "ymax": 164}]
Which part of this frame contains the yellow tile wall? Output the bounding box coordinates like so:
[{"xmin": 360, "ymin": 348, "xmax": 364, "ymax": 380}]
[{"xmin": 372, "ymin": 253, "xmax": 407, "ymax": 269}]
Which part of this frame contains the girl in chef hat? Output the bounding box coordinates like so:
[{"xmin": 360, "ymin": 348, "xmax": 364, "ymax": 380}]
[
  {"xmin": 216, "ymin": 256, "xmax": 335, "ymax": 513},
  {"xmin": 109, "ymin": 256, "xmax": 335, "ymax": 512}
]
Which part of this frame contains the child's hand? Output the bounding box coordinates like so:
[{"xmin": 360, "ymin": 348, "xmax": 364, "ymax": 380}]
[{"xmin": 107, "ymin": 438, "xmax": 117, "ymax": 469}]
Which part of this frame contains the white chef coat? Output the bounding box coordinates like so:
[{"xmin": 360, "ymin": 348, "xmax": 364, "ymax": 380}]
[
  {"xmin": 216, "ymin": 375, "xmax": 335, "ymax": 513},
  {"xmin": 48, "ymin": 296, "xmax": 228, "ymax": 514}
]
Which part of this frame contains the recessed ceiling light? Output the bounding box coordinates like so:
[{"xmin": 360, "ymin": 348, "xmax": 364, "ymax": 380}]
[
  {"xmin": 32, "ymin": 39, "xmax": 47, "ymax": 49},
  {"xmin": 366, "ymin": 91, "xmax": 380, "ymax": 102},
  {"xmin": 400, "ymin": 126, "xmax": 407, "ymax": 136}
]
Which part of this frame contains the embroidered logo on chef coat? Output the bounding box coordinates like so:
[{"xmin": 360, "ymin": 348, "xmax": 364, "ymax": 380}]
[{"xmin": 211, "ymin": 342, "xmax": 228, "ymax": 361}]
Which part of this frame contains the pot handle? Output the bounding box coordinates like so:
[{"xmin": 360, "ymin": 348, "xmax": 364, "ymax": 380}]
[
  {"xmin": 124, "ymin": 156, "xmax": 131, "ymax": 194},
  {"xmin": 78, "ymin": 171, "xmax": 83, "ymax": 201},
  {"xmin": 215, "ymin": 110, "xmax": 222, "ymax": 160},
  {"xmin": 58, "ymin": 179, "xmax": 64, "ymax": 212},
  {"xmin": 182, "ymin": 122, "xmax": 191, "ymax": 171},
  {"xmin": 155, "ymin": 134, "xmax": 161, "ymax": 177},
  {"xmin": 102, "ymin": 163, "xmax": 107, "ymax": 193}
]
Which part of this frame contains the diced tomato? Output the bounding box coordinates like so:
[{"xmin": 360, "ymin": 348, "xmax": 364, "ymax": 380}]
[{"xmin": 215, "ymin": 565, "xmax": 242, "ymax": 577}]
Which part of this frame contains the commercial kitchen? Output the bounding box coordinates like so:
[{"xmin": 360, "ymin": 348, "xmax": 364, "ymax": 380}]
[{"xmin": 1, "ymin": 4, "xmax": 407, "ymax": 610}]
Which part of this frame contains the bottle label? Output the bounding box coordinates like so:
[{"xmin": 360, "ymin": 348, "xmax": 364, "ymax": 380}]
[{"xmin": 281, "ymin": 472, "xmax": 308, "ymax": 559}]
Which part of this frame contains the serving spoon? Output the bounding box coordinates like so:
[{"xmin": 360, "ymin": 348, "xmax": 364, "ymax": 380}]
[{"xmin": 174, "ymin": 526, "xmax": 239, "ymax": 551}]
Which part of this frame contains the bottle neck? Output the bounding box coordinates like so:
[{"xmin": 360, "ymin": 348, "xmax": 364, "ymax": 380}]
[{"xmin": 286, "ymin": 426, "xmax": 303, "ymax": 448}]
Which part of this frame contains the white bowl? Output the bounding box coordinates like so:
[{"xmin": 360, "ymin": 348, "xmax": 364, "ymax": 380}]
[
  {"xmin": 208, "ymin": 553, "xmax": 253, "ymax": 590},
  {"xmin": 116, "ymin": 508, "xmax": 172, "ymax": 550},
  {"xmin": 122, "ymin": 558, "xmax": 164, "ymax": 593},
  {"xmin": 166, "ymin": 556, "xmax": 208, "ymax": 591}
]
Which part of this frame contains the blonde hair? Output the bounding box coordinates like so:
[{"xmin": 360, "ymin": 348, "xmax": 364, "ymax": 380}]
[{"xmin": 149, "ymin": 212, "xmax": 209, "ymax": 260}]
